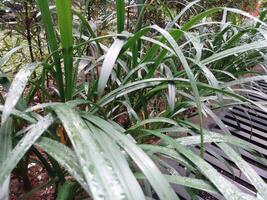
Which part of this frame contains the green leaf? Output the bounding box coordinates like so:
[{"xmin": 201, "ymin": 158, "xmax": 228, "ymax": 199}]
[
  {"xmin": 218, "ymin": 143, "xmax": 267, "ymax": 199},
  {"xmin": 55, "ymin": 0, "xmax": 74, "ymax": 100},
  {"xmin": 129, "ymin": 117, "xmax": 179, "ymax": 130},
  {"xmin": 166, "ymin": 0, "xmax": 200, "ymax": 29},
  {"xmin": 52, "ymin": 104, "xmax": 132, "ymax": 200},
  {"xmin": 36, "ymin": 0, "xmax": 64, "ymax": 100},
  {"xmin": 143, "ymin": 130, "xmax": 258, "ymax": 200},
  {"xmin": 57, "ymin": 181, "xmax": 78, "ymax": 200},
  {"xmin": 85, "ymin": 122, "xmax": 146, "ymax": 200},
  {"xmin": 98, "ymin": 39, "xmax": 125, "ymax": 96},
  {"xmin": 202, "ymin": 40, "xmax": 267, "ymax": 65},
  {"xmin": 0, "ymin": 105, "xmax": 35, "ymax": 123},
  {"xmin": 73, "ymin": 9, "xmax": 102, "ymax": 52},
  {"xmin": 116, "ymin": 0, "xmax": 125, "ymax": 33},
  {"xmin": 140, "ymin": 144, "xmax": 195, "ymax": 171},
  {"xmin": 142, "ymin": 8, "xmax": 222, "ymax": 64},
  {"xmin": 0, "ymin": 114, "xmax": 53, "ymax": 190},
  {"xmin": 0, "ymin": 118, "xmax": 13, "ymax": 200},
  {"xmin": 136, "ymin": 173, "xmax": 219, "ymax": 195},
  {"xmin": 1, "ymin": 63, "xmax": 39, "ymax": 124},
  {"xmin": 83, "ymin": 114, "xmax": 179, "ymax": 200},
  {"xmin": 0, "ymin": 46, "xmax": 24, "ymax": 68},
  {"xmin": 36, "ymin": 137, "xmax": 91, "ymax": 193}
]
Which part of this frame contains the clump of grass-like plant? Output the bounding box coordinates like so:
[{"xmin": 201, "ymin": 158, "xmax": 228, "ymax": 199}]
[{"xmin": 1, "ymin": 0, "xmax": 267, "ymax": 199}]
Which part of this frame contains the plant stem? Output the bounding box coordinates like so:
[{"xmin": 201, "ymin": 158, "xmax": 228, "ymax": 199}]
[{"xmin": 24, "ymin": 2, "xmax": 35, "ymax": 63}]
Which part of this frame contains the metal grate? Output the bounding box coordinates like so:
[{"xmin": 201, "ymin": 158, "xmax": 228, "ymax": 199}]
[{"xmin": 163, "ymin": 80, "xmax": 267, "ymax": 200}]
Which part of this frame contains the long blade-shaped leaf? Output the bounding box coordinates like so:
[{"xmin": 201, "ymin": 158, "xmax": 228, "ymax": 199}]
[
  {"xmin": 0, "ymin": 46, "xmax": 24, "ymax": 67},
  {"xmin": 1, "ymin": 63, "xmax": 39, "ymax": 124},
  {"xmin": 0, "ymin": 105, "xmax": 35, "ymax": 123},
  {"xmin": 144, "ymin": 25, "xmax": 205, "ymax": 157},
  {"xmin": 0, "ymin": 114, "xmax": 53, "ymax": 186},
  {"xmin": 0, "ymin": 118, "xmax": 12, "ymax": 200},
  {"xmin": 36, "ymin": 0, "xmax": 64, "ymax": 100},
  {"xmin": 83, "ymin": 115, "xmax": 179, "ymax": 200},
  {"xmin": 142, "ymin": 8, "xmax": 222, "ymax": 64},
  {"xmin": 116, "ymin": 0, "xmax": 125, "ymax": 33},
  {"xmin": 85, "ymin": 122, "xmax": 145, "ymax": 200},
  {"xmin": 202, "ymin": 40, "xmax": 267, "ymax": 65},
  {"xmin": 36, "ymin": 137, "xmax": 90, "ymax": 194},
  {"xmin": 218, "ymin": 143, "xmax": 267, "ymax": 199},
  {"xmin": 53, "ymin": 104, "xmax": 127, "ymax": 200},
  {"xmin": 165, "ymin": 0, "xmax": 200, "ymax": 29},
  {"xmin": 144, "ymin": 130, "xmax": 258, "ymax": 200},
  {"xmin": 136, "ymin": 173, "xmax": 218, "ymax": 195},
  {"xmin": 98, "ymin": 39, "xmax": 125, "ymax": 96},
  {"xmin": 55, "ymin": 0, "xmax": 74, "ymax": 100}
]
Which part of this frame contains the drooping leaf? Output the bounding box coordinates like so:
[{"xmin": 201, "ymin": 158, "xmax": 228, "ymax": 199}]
[
  {"xmin": 143, "ymin": 130, "xmax": 258, "ymax": 200},
  {"xmin": 83, "ymin": 114, "xmax": 179, "ymax": 200},
  {"xmin": 98, "ymin": 39, "xmax": 125, "ymax": 96},
  {"xmin": 52, "ymin": 104, "xmax": 135, "ymax": 200},
  {"xmin": 0, "ymin": 114, "xmax": 53, "ymax": 190},
  {"xmin": 36, "ymin": 137, "xmax": 90, "ymax": 193},
  {"xmin": 0, "ymin": 118, "xmax": 13, "ymax": 200},
  {"xmin": 2, "ymin": 63, "xmax": 39, "ymax": 123}
]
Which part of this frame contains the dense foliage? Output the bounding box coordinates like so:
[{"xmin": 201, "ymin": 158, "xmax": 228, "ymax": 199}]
[
  {"xmin": 0, "ymin": 0, "xmax": 267, "ymax": 199},
  {"xmin": 202, "ymin": 0, "xmax": 259, "ymax": 11}
]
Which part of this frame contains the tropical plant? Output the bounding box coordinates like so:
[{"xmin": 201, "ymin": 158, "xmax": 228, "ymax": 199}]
[
  {"xmin": 0, "ymin": 0, "xmax": 267, "ymax": 199},
  {"xmin": 202, "ymin": 0, "xmax": 259, "ymax": 11}
]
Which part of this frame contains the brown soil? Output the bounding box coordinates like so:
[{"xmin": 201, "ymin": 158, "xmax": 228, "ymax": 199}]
[{"xmin": 9, "ymin": 155, "xmax": 55, "ymax": 200}]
